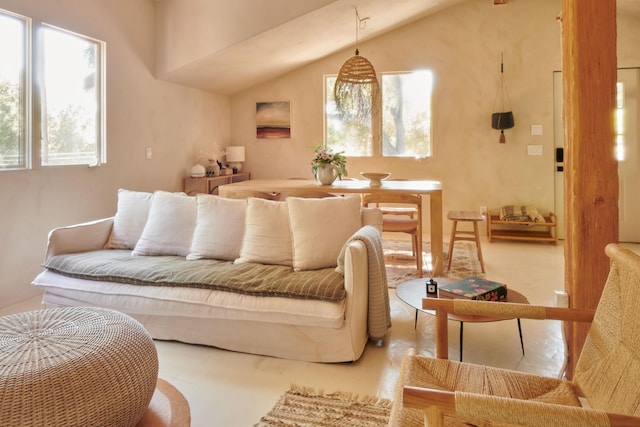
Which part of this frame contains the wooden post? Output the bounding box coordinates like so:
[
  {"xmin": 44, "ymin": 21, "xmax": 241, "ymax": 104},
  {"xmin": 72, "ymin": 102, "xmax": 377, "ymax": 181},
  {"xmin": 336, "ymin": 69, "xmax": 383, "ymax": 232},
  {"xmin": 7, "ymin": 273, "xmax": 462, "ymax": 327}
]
[{"xmin": 561, "ymin": 0, "xmax": 618, "ymax": 378}]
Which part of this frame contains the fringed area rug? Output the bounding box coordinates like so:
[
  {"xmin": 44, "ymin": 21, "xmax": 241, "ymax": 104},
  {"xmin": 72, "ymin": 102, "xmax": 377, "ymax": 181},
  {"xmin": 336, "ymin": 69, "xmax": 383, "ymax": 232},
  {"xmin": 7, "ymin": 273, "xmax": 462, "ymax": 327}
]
[
  {"xmin": 384, "ymin": 240, "xmax": 484, "ymax": 288},
  {"xmin": 255, "ymin": 386, "xmax": 391, "ymax": 427}
]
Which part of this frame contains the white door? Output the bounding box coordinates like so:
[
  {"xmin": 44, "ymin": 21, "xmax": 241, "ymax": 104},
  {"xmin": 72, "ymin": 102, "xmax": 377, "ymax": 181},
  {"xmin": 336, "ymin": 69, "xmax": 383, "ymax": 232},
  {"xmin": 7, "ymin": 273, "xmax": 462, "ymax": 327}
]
[{"xmin": 553, "ymin": 68, "xmax": 640, "ymax": 243}]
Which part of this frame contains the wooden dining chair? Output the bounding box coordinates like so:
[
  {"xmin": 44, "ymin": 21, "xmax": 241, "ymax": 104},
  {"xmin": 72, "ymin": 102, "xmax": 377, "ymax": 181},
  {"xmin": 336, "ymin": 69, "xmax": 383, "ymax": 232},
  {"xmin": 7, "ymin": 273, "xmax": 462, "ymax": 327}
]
[
  {"xmin": 223, "ymin": 190, "xmax": 281, "ymax": 201},
  {"xmin": 362, "ymin": 192, "xmax": 423, "ymax": 277},
  {"xmin": 389, "ymin": 243, "xmax": 640, "ymax": 427}
]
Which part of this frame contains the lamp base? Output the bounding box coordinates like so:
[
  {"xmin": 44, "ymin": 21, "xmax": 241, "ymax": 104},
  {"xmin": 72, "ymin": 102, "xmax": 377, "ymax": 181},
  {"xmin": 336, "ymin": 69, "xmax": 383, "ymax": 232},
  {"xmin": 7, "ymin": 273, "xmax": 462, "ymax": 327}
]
[{"xmin": 227, "ymin": 162, "xmax": 243, "ymax": 172}]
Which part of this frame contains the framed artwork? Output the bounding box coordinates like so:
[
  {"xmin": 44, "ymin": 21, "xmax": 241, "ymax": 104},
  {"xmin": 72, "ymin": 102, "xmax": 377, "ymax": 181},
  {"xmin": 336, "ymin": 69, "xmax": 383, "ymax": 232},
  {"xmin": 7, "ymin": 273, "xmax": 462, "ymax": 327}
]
[{"xmin": 256, "ymin": 101, "xmax": 291, "ymax": 139}]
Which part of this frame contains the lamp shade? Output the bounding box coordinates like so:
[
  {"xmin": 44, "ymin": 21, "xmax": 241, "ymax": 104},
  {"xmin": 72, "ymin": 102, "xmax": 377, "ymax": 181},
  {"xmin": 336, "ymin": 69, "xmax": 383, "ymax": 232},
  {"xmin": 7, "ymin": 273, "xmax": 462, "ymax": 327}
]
[{"xmin": 225, "ymin": 146, "xmax": 245, "ymax": 162}]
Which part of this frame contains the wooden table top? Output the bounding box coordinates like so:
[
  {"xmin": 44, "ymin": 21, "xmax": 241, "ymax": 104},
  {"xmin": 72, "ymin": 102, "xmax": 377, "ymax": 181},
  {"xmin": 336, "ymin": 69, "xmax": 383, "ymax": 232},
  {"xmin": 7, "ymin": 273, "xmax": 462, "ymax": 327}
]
[
  {"xmin": 218, "ymin": 178, "xmax": 442, "ymax": 195},
  {"xmin": 396, "ymin": 277, "xmax": 530, "ymax": 323}
]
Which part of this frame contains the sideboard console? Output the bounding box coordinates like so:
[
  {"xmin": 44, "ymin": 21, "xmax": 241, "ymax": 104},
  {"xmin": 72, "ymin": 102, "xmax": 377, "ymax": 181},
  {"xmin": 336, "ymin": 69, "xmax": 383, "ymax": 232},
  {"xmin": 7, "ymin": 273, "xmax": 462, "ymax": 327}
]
[{"xmin": 184, "ymin": 173, "xmax": 251, "ymax": 195}]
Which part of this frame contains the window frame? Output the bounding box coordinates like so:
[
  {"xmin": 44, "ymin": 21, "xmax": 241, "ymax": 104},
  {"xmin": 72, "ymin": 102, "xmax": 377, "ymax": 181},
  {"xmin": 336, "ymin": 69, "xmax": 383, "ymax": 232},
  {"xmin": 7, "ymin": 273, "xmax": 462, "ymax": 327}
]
[
  {"xmin": 0, "ymin": 9, "xmax": 31, "ymax": 170},
  {"xmin": 0, "ymin": 7, "xmax": 106, "ymax": 171},
  {"xmin": 323, "ymin": 69, "xmax": 433, "ymax": 159}
]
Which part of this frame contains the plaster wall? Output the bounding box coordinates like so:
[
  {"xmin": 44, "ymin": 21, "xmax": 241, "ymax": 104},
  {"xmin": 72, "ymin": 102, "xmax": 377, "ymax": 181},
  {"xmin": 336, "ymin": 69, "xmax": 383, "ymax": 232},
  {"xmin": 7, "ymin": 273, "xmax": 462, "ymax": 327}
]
[
  {"xmin": 230, "ymin": 0, "xmax": 639, "ymax": 236},
  {"xmin": 0, "ymin": 0, "xmax": 230, "ymax": 308},
  {"xmin": 230, "ymin": 1, "xmax": 562, "ymax": 233}
]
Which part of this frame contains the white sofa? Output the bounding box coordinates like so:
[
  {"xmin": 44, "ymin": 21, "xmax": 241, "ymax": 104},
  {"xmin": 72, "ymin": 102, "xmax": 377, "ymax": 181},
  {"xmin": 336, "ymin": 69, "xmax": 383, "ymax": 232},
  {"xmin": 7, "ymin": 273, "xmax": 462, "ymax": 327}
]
[{"xmin": 32, "ymin": 189, "xmax": 388, "ymax": 363}]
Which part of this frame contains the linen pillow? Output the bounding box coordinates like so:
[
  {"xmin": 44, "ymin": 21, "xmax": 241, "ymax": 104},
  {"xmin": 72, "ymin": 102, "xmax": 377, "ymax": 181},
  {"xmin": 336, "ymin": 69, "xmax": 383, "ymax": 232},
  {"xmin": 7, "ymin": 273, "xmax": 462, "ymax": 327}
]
[
  {"xmin": 287, "ymin": 195, "xmax": 362, "ymax": 270},
  {"xmin": 235, "ymin": 198, "xmax": 292, "ymax": 266},
  {"xmin": 132, "ymin": 191, "xmax": 196, "ymax": 257},
  {"xmin": 187, "ymin": 195, "xmax": 248, "ymax": 261},
  {"xmin": 105, "ymin": 189, "xmax": 154, "ymax": 249}
]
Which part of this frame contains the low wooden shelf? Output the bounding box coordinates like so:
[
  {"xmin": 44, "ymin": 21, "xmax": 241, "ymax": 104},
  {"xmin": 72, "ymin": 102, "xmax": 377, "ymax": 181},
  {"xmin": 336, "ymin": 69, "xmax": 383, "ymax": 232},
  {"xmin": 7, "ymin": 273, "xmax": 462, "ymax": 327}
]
[
  {"xmin": 487, "ymin": 211, "xmax": 557, "ymax": 245},
  {"xmin": 184, "ymin": 173, "xmax": 251, "ymax": 195}
]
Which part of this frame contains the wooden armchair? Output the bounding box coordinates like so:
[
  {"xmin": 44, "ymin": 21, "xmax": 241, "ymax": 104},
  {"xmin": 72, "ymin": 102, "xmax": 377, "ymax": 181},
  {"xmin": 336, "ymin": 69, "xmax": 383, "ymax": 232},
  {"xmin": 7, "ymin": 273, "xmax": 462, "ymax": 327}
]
[{"xmin": 390, "ymin": 243, "xmax": 640, "ymax": 426}]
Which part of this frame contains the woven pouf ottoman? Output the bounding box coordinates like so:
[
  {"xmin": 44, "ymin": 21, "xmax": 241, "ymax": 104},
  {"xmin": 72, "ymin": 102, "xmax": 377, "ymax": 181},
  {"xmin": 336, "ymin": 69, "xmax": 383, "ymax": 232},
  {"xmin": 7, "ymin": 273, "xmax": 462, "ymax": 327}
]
[{"xmin": 0, "ymin": 307, "xmax": 159, "ymax": 426}]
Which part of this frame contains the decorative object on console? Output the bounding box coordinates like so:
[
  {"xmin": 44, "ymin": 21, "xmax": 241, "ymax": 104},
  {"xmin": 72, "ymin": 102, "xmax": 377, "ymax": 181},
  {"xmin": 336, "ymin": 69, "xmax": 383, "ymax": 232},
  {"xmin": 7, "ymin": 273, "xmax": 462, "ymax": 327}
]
[
  {"xmin": 205, "ymin": 159, "xmax": 220, "ymax": 176},
  {"xmin": 334, "ymin": 8, "xmax": 379, "ymax": 126},
  {"xmin": 491, "ymin": 53, "xmax": 515, "ymax": 143},
  {"xmin": 190, "ymin": 163, "xmax": 205, "ymax": 178},
  {"xmin": 311, "ymin": 145, "xmax": 348, "ymax": 184},
  {"xmin": 225, "ymin": 146, "xmax": 245, "ymax": 172}
]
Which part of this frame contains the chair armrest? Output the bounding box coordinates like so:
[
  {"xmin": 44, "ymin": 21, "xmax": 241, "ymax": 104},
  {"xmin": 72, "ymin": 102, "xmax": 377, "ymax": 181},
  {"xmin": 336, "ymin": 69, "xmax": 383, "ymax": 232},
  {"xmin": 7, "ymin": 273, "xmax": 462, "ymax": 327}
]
[
  {"xmin": 45, "ymin": 217, "xmax": 114, "ymax": 261},
  {"xmin": 423, "ymin": 298, "xmax": 595, "ymax": 322},
  {"xmin": 422, "ymin": 298, "xmax": 595, "ymax": 359},
  {"xmin": 403, "ymin": 386, "xmax": 640, "ymax": 427}
]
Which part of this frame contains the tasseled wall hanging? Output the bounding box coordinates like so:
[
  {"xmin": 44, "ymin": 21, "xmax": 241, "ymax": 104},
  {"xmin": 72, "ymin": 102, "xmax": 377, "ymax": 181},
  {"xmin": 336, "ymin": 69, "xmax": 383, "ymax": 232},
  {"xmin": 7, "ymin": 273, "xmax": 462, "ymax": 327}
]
[{"xmin": 492, "ymin": 54, "xmax": 515, "ymax": 143}]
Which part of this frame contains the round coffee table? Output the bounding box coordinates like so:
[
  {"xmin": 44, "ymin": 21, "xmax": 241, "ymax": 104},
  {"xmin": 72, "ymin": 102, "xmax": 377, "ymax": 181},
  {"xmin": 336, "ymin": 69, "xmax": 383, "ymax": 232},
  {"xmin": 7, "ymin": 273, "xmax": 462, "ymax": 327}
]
[{"xmin": 396, "ymin": 277, "xmax": 529, "ymax": 361}]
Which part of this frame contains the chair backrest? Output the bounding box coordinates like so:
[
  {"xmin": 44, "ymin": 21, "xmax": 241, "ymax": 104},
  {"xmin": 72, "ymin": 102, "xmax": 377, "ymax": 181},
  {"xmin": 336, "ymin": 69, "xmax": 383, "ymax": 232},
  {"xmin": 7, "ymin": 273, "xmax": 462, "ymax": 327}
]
[
  {"xmin": 224, "ymin": 190, "xmax": 281, "ymax": 201},
  {"xmin": 574, "ymin": 243, "xmax": 640, "ymax": 414},
  {"xmin": 362, "ymin": 192, "xmax": 422, "ymax": 209},
  {"xmin": 284, "ymin": 190, "xmax": 339, "ymax": 199}
]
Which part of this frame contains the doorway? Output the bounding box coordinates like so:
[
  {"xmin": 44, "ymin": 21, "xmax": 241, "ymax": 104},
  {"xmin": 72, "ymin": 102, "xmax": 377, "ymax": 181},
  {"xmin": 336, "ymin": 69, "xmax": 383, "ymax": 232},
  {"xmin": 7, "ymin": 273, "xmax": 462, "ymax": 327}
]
[{"xmin": 553, "ymin": 68, "xmax": 640, "ymax": 243}]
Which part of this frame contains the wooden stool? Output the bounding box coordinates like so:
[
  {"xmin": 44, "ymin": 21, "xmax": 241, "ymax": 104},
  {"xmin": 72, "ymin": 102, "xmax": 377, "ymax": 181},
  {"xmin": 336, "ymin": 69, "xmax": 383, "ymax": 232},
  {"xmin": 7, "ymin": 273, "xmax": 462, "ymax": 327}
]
[{"xmin": 447, "ymin": 210, "xmax": 486, "ymax": 273}]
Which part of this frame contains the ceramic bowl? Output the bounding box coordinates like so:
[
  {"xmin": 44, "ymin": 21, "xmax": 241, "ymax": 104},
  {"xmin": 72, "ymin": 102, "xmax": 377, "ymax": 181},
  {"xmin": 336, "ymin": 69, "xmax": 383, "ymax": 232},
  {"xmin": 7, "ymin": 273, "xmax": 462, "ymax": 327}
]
[{"xmin": 361, "ymin": 172, "xmax": 391, "ymax": 187}]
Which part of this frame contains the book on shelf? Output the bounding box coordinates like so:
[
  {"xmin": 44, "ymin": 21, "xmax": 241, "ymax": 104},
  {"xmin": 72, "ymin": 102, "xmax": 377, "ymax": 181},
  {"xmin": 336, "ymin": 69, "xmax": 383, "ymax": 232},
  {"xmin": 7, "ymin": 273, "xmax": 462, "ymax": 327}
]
[{"xmin": 438, "ymin": 276, "xmax": 507, "ymax": 301}]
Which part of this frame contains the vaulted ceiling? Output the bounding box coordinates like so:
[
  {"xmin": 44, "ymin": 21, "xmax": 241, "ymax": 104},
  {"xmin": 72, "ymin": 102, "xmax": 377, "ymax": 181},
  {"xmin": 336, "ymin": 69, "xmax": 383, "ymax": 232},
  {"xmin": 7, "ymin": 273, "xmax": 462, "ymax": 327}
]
[{"xmin": 154, "ymin": 0, "xmax": 640, "ymax": 95}]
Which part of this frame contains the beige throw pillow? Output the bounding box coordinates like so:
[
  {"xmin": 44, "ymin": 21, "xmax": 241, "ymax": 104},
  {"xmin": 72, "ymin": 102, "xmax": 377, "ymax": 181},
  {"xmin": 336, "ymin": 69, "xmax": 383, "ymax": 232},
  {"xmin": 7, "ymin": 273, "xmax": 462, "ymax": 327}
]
[
  {"xmin": 105, "ymin": 189, "xmax": 153, "ymax": 249},
  {"xmin": 235, "ymin": 198, "xmax": 292, "ymax": 266},
  {"xmin": 132, "ymin": 191, "xmax": 196, "ymax": 257},
  {"xmin": 287, "ymin": 195, "xmax": 362, "ymax": 270},
  {"xmin": 187, "ymin": 195, "xmax": 247, "ymax": 261}
]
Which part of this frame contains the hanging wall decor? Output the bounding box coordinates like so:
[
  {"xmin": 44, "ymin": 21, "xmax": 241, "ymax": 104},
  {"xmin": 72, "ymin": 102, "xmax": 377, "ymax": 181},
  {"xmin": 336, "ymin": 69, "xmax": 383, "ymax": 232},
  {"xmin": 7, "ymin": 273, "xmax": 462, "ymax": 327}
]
[
  {"xmin": 492, "ymin": 54, "xmax": 515, "ymax": 144},
  {"xmin": 334, "ymin": 9, "xmax": 379, "ymax": 126}
]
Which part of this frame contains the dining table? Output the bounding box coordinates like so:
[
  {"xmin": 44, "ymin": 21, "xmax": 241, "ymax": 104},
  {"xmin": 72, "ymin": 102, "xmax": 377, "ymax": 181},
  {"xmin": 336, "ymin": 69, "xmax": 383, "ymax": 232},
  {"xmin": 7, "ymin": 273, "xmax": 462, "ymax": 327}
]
[{"xmin": 218, "ymin": 178, "xmax": 444, "ymax": 276}]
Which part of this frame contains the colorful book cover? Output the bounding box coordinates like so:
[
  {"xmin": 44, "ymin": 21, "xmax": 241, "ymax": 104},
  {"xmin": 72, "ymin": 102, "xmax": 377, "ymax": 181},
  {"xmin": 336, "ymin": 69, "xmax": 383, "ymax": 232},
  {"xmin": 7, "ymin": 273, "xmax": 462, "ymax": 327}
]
[{"xmin": 438, "ymin": 276, "xmax": 507, "ymax": 301}]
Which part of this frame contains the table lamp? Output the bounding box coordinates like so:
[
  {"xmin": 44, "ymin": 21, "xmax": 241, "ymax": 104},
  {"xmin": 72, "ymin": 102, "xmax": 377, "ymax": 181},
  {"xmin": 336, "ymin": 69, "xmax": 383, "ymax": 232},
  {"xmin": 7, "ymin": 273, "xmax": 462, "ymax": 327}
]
[{"xmin": 225, "ymin": 146, "xmax": 245, "ymax": 172}]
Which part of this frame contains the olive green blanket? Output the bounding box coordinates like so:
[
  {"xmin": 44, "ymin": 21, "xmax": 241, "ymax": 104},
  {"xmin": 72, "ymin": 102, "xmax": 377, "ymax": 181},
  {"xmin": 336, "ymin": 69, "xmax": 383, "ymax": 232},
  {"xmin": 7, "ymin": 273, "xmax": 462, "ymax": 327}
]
[{"xmin": 43, "ymin": 250, "xmax": 346, "ymax": 302}]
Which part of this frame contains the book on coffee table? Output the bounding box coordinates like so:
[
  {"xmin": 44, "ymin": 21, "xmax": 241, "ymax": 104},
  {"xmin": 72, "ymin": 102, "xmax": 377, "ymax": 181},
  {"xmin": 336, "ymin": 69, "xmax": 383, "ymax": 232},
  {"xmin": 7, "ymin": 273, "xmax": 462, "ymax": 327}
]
[{"xmin": 438, "ymin": 276, "xmax": 507, "ymax": 301}]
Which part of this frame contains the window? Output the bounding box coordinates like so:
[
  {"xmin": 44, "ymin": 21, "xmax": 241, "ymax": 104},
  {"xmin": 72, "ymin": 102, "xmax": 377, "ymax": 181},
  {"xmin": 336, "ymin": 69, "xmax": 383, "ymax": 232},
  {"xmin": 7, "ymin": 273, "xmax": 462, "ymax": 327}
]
[
  {"xmin": 325, "ymin": 75, "xmax": 372, "ymax": 156},
  {"xmin": 40, "ymin": 25, "xmax": 105, "ymax": 166},
  {"xmin": 0, "ymin": 8, "xmax": 106, "ymax": 170},
  {"xmin": 0, "ymin": 11, "xmax": 29, "ymax": 169},
  {"xmin": 324, "ymin": 70, "xmax": 433, "ymax": 158},
  {"xmin": 381, "ymin": 71, "xmax": 433, "ymax": 158}
]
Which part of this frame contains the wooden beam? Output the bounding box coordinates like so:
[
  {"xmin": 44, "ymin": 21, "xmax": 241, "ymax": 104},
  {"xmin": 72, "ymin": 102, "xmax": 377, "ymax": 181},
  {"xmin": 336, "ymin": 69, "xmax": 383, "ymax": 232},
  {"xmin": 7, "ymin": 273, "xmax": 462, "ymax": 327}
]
[{"xmin": 561, "ymin": 0, "xmax": 618, "ymax": 378}]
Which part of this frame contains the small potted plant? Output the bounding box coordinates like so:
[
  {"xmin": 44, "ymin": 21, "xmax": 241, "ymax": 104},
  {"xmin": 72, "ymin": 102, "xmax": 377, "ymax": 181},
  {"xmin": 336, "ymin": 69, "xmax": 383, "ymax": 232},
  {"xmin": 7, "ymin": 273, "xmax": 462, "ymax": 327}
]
[{"xmin": 311, "ymin": 146, "xmax": 348, "ymax": 185}]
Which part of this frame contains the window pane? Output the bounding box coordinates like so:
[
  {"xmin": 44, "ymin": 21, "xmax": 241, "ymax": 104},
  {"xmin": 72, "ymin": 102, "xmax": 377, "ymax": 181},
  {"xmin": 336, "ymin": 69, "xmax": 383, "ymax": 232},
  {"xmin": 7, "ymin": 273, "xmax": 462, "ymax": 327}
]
[
  {"xmin": 325, "ymin": 75, "xmax": 372, "ymax": 156},
  {"xmin": 382, "ymin": 71, "xmax": 432, "ymax": 158},
  {"xmin": 41, "ymin": 25, "xmax": 104, "ymax": 166},
  {"xmin": 0, "ymin": 11, "xmax": 28, "ymax": 169}
]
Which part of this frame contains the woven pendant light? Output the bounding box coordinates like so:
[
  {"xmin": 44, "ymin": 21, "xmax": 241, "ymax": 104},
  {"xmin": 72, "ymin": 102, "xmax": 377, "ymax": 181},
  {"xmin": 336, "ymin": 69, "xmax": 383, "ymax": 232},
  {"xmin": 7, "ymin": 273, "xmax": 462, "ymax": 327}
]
[{"xmin": 334, "ymin": 9, "xmax": 379, "ymax": 125}]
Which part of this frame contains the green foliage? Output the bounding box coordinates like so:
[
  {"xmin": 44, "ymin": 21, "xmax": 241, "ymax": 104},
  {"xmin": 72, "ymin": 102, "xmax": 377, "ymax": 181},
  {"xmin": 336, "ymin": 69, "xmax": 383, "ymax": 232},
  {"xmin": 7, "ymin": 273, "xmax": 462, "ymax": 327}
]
[{"xmin": 311, "ymin": 145, "xmax": 348, "ymax": 180}]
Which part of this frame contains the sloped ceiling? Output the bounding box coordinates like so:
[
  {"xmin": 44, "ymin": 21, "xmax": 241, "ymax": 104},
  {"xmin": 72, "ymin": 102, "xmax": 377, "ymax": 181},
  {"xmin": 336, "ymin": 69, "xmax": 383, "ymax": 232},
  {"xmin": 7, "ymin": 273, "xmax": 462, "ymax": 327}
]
[{"xmin": 155, "ymin": 0, "xmax": 640, "ymax": 95}]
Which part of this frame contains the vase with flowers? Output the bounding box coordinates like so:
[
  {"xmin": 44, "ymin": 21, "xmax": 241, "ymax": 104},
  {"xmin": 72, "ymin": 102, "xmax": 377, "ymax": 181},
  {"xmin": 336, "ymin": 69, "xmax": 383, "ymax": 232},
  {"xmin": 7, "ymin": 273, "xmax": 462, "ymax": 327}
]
[{"xmin": 311, "ymin": 146, "xmax": 348, "ymax": 185}]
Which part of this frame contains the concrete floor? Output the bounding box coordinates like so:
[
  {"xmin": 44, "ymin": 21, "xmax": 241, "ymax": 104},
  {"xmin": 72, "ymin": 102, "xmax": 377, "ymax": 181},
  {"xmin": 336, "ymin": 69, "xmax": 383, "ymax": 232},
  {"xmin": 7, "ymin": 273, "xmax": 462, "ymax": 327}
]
[{"xmin": 4, "ymin": 239, "xmax": 639, "ymax": 426}]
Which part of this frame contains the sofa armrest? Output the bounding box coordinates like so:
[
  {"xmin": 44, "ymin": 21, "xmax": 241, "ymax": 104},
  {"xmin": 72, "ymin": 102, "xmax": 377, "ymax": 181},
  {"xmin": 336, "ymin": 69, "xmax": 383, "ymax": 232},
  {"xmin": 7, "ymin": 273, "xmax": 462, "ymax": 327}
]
[
  {"xmin": 342, "ymin": 239, "xmax": 370, "ymax": 353},
  {"xmin": 45, "ymin": 217, "xmax": 114, "ymax": 261}
]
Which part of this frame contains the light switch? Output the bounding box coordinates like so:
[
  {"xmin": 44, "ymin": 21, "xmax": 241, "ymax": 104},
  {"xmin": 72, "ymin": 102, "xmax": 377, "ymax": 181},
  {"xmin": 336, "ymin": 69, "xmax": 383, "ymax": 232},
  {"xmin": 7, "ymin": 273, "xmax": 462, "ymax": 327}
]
[
  {"xmin": 531, "ymin": 124, "xmax": 543, "ymax": 135},
  {"xmin": 527, "ymin": 145, "xmax": 543, "ymax": 156},
  {"xmin": 145, "ymin": 147, "xmax": 152, "ymax": 160}
]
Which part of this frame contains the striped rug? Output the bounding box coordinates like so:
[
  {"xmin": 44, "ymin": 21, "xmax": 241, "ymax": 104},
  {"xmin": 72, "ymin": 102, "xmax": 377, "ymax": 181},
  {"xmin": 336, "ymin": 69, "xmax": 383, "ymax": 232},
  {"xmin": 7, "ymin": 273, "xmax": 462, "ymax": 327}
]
[
  {"xmin": 255, "ymin": 386, "xmax": 391, "ymax": 427},
  {"xmin": 384, "ymin": 240, "xmax": 484, "ymax": 288}
]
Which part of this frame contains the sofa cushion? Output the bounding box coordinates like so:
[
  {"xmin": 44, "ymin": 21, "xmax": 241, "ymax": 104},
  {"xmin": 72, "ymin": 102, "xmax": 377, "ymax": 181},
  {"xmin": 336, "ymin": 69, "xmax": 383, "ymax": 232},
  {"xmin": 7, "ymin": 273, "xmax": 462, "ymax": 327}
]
[
  {"xmin": 105, "ymin": 189, "xmax": 153, "ymax": 249},
  {"xmin": 287, "ymin": 195, "xmax": 362, "ymax": 270},
  {"xmin": 187, "ymin": 195, "xmax": 247, "ymax": 261},
  {"xmin": 132, "ymin": 191, "xmax": 196, "ymax": 257},
  {"xmin": 235, "ymin": 198, "xmax": 292, "ymax": 266}
]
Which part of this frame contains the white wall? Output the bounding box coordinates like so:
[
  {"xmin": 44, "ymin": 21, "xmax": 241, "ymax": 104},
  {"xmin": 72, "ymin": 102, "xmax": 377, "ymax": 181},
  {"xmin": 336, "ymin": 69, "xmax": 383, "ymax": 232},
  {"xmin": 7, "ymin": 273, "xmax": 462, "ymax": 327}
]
[
  {"xmin": 0, "ymin": 0, "xmax": 230, "ymax": 308},
  {"xmin": 229, "ymin": 0, "xmax": 640, "ymax": 234}
]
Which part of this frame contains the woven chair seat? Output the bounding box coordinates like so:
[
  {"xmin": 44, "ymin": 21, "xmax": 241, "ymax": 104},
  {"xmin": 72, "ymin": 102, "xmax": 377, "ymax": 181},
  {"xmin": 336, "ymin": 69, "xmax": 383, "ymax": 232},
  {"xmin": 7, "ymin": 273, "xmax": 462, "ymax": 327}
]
[{"xmin": 0, "ymin": 307, "xmax": 159, "ymax": 426}]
